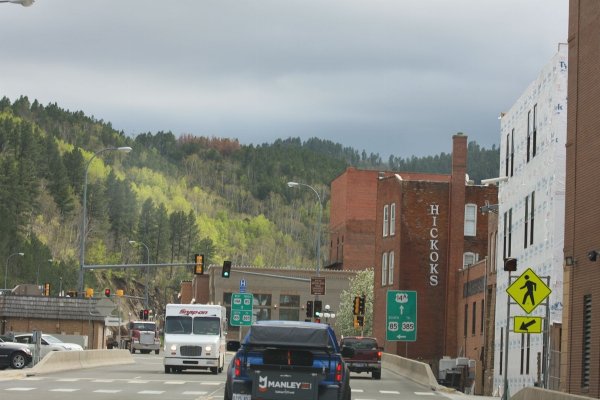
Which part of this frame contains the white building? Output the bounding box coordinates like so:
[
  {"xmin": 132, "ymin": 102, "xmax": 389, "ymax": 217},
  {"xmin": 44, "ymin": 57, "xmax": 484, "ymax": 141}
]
[{"xmin": 493, "ymin": 43, "xmax": 567, "ymax": 396}]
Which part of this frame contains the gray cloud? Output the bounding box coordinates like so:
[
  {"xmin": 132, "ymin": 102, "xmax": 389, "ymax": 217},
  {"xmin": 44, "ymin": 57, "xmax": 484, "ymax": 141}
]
[{"xmin": 0, "ymin": 0, "xmax": 567, "ymax": 158}]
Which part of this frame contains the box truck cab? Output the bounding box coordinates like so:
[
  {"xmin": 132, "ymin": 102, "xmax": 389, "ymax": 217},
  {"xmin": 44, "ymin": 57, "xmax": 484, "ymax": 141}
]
[{"xmin": 163, "ymin": 304, "xmax": 227, "ymax": 374}]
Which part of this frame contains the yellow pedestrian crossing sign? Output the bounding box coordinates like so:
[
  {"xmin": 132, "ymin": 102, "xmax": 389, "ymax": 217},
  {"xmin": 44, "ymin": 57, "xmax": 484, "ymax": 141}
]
[
  {"xmin": 506, "ymin": 268, "xmax": 551, "ymax": 314},
  {"xmin": 513, "ymin": 316, "xmax": 543, "ymax": 334}
]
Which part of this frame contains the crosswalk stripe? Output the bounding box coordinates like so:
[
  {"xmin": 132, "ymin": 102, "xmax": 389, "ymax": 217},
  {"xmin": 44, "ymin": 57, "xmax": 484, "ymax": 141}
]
[
  {"xmin": 5, "ymin": 387, "xmax": 36, "ymax": 391},
  {"xmin": 182, "ymin": 391, "xmax": 208, "ymax": 395},
  {"xmin": 50, "ymin": 388, "xmax": 79, "ymax": 392},
  {"xmin": 380, "ymin": 390, "xmax": 400, "ymax": 394},
  {"xmin": 94, "ymin": 389, "xmax": 122, "ymax": 393},
  {"xmin": 138, "ymin": 390, "xmax": 165, "ymax": 394}
]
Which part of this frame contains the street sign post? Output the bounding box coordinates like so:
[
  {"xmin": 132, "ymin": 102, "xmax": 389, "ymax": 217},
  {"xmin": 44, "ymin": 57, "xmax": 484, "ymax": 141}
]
[
  {"xmin": 311, "ymin": 277, "xmax": 325, "ymax": 296},
  {"xmin": 230, "ymin": 293, "xmax": 253, "ymax": 327},
  {"xmin": 506, "ymin": 268, "xmax": 552, "ymax": 314},
  {"xmin": 386, "ymin": 290, "xmax": 417, "ymax": 341}
]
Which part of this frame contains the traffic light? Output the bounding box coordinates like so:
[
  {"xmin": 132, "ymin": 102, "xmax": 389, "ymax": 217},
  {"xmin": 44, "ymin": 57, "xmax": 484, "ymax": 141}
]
[
  {"xmin": 104, "ymin": 288, "xmax": 111, "ymax": 297},
  {"xmin": 504, "ymin": 257, "xmax": 517, "ymax": 272},
  {"xmin": 306, "ymin": 301, "xmax": 313, "ymax": 318},
  {"xmin": 43, "ymin": 283, "xmax": 50, "ymax": 296},
  {"xmin": 143, "ymin": 309, "xmax": 149, "ymax": 320},
  {"xmin": 139, "ymin": 310, "xmax": 144, "ymax": 320},
  {"xmin": 222, "ymin": 260, "xmax": 231, "ymax": 278},
  {"xmin": 358, "ymin": 295, "xmax": 366, "ymax": 315},
  {"xmin": 194, "ymin": 254, "xmax": 204, "ymax": 275},
  {"xmin": 314, "ymin": 300, "xmax": 322, "ymax": 317},
  {"xmin": 116, "ymin": 289, "xmax": 124, "ymax": 297},
  {"xmin": 353, "ymin": 315, "xmax": 359, "ymax": 329},
  {"xmin": 353, "ymin": 296, "xmax": 360, "ymax": 315},
  {"xmin": 357, "ymin": 315, "xmax": 364, "ymax": 327}
]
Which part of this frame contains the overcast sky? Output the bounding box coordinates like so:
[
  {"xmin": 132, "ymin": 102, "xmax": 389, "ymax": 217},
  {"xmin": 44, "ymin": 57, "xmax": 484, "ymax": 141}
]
[{"xmin": 0, "ymin": 0, "xmax": 568, "ymax": 159}]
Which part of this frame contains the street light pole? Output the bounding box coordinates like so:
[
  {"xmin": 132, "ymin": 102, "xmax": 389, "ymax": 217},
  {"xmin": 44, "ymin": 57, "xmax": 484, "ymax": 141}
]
[
  {"xmin": 287, "ymin": 182, "xmax": 322, "ymax": 276},
  {"xmin": 129, "ymin": 240, "xmax": 150, "ymax": 309},
  {"xmin": 79, "ymin": 146, "xmax": 132, "ymax": 295},
  {"xmin": 4, "ymin": 252, "xmax": 24, "ymax": 289}
]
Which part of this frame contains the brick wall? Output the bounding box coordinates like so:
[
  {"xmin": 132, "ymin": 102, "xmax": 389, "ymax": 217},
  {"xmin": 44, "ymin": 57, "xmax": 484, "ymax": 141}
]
[{"xmin": 564, "ymin": 0, "xmax": 600, "ymax": 396}]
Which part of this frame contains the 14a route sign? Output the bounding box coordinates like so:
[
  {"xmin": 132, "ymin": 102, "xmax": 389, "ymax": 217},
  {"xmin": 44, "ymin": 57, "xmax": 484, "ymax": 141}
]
[
  {"xmin": 230, "ymin": 293, "xmax": 253, "ymax": 326},
  {"xmin": 386, "ymin": 290, "xmax": 417, "ymax": 342},
  {"xmin": 506, "ymin": 268, "xmax": 551, "ymax": 314}
]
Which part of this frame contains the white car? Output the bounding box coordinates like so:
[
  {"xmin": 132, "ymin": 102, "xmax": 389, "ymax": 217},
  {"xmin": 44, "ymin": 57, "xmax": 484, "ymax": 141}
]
[{"xmin": 14, "ymin": 334, "xmax": 83, "ymax": 359}]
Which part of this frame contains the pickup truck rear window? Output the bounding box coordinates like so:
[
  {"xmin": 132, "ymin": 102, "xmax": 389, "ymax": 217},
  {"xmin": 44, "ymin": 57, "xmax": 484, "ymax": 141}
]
[{"xmin": 342, "ymin": 338, "xmax": 378, "ymax": 349}]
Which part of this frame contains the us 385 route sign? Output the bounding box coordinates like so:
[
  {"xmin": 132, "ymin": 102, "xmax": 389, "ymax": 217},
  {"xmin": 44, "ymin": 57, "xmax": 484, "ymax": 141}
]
[{"xmin": 386, "ymin": 290, "xmax": 417, "ymax": 342}]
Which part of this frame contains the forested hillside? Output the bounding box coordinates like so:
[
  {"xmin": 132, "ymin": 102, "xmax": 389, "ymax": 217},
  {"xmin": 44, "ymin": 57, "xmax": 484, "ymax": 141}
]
[{"xmin": 0, "ymin": 95, "xmax": 499, "ymax": 308}]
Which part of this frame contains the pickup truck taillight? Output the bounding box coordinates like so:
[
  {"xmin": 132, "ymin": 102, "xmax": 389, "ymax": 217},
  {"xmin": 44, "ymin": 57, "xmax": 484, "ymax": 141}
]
[
  {"xmin": 335, "ymin": 362, "xmax": 342, "ymax": 382},
  {"xmin": 234, "ymin": 357, "xmax": 241, "ymax": 377},
  {"xmin": 377, "ymin": 351, "xmax": 382, "ymax": 360}
]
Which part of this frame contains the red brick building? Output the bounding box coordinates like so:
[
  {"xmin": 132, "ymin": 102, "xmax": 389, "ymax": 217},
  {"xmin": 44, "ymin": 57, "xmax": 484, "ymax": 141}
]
[
  {"xmin": 563, "ymin": 0, "xmax": 600, "ymax": 396},
  {"xmin": 329, "ymin": 134, "xmax": 497, "ymax": 368}
]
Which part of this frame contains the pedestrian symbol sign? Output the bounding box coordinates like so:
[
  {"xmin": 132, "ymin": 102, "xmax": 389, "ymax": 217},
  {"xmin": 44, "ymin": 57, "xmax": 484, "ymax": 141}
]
[
  {"xmin": 506, "ymin": 268, "xmax": 551, "ymax": 314},
  {"xmin": 513, "ymin": 316, "xmax": 543, "ymax": 334}
]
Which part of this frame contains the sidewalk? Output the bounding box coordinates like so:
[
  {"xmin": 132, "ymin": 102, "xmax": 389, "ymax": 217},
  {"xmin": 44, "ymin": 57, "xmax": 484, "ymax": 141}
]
[{"xmin": 437, "ymin": 387, "xmax": 499, "ymax": 400}]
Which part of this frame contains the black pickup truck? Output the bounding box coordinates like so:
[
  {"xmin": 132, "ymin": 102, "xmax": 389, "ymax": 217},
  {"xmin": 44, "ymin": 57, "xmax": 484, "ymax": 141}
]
[{"xmin": 224, "ymin": 320, "xmax": 354, "ymax": 400}]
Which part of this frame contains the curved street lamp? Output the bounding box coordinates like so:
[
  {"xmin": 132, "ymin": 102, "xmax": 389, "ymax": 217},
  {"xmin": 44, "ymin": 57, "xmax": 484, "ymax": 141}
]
[
  {"xmin": 129, "ymin": 240, "xmax": 150, "ymax": 309},
  {"xmin": 78, "ymin": 146, "xmax": 132, "ymax": 294},
  {"xmin": 287, "ymin": 181, "xmax": 323, "ymax": 277},
  {"xmin": 4, "ymin": 252, "xmax": 24, "ymax": 289}
]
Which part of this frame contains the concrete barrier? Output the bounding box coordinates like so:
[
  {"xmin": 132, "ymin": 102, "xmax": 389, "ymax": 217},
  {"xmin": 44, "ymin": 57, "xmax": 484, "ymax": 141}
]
[
  {"xmin": 511, "ymin": 387, "xmax": 594, "ymax": 400},
  {"xmin": 30, "ymin": 349, "xmax": 134, "ymax": 375},
  {"xmin": 382, "ymin": 353, "xmax": 441, "ymax": 390}
]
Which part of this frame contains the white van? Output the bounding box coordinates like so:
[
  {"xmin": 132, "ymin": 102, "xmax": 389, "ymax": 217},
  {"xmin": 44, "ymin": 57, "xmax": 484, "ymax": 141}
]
[{"xmin": 163, "ymin": 303, "xmax": 227, "ymax": 374}]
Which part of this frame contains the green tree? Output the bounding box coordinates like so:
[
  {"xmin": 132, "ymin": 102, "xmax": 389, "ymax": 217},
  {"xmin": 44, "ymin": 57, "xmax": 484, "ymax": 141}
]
[{"xmin": 335, "ymin": 269, "xmax": 374, "ymax": 338}]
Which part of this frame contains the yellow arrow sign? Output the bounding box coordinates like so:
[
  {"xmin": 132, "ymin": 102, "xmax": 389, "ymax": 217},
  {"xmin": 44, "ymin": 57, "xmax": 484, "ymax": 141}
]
[
  {"xmin": 514, "ymin": 316, "xmax": 543, "ymax": 334},
  {"xmin": 506, "ymin": 267, "xmax": 551, "ymax": 314}
]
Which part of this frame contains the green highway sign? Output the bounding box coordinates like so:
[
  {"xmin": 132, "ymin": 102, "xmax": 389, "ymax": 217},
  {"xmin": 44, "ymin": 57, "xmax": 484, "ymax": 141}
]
[
  {"xmin": 386, "ymin": 290, "xmax": 417, "ymax": 342},
  {"xmin": 230, "ymin": 293, "xmax": 253, "ymax": 326}
]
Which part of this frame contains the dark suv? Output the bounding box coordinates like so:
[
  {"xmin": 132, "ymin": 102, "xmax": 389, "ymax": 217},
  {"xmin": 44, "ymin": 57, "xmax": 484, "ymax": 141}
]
[{"xmin": 224, "ymin": 320, "xmax": 353, "ymax": 400}]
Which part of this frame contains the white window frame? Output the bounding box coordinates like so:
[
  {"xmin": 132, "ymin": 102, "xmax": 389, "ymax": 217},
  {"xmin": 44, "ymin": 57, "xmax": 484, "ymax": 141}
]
[
  {"xmin": 463, "ymin": 252, "xmax": 478, "ymax": 269},
  {"xmin": 390, "ymin": 203, "xmax": 396, "ymax": 236},
  {"xmin": 388, "ymin": 251, "xmax": 394, "ymax": 285},
  {"xmin": 381, "ymin": 252, "xmax": 388, "ymax": 286},
  {"xmin": 464, "ymin": 204, "xmax": 477, "ymax": 237},
  {"xmin": 383, "ymin": 204, "xmax": 389, "ymax": 237}
]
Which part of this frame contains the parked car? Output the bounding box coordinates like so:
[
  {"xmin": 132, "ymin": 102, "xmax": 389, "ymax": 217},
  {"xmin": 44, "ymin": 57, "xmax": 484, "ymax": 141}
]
[
  {"xmin": 224, "ymin": 320, "xmax": 354, "ymax": 400},
  {"xmin": 339, "ymin": 336, "xmax": 382, "ymax": 379},
  {"xmin": 0, "ymin": 337, "xmax": 32, "ymax": 369},
  {"xmin": 14, "ymin": 333, "xmax": 83, "ymax": 359}
]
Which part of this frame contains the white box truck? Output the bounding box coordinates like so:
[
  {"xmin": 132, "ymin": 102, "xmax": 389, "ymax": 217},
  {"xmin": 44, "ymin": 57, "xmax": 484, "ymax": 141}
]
[{"xmin": 163, "ymin": 303, "xmax": 227, "ymax": 374}]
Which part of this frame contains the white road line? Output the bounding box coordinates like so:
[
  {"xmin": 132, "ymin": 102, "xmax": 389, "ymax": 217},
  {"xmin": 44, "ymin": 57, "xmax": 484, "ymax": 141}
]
[
  {"xmin": 128, "ymin": 380, "xmax": 150, "ymax": 384},
  {"xmin": 92, "ymin": 379, "xmax": 115, "ymax": 383},
  {"xmin": 380, "ymin": 390, "xmax": 400, "ymax": 394},
  {"xmin": 164, "ymin": 380, "xmax": 186, "ymax": 384},
  {"xmin": 351, "ymin": 388, "xmax": 364, "ymax": 392},
  {"xmin": 94, "ymin": 389, "xmax": 122, "ymax": 393},
  {"xmin": 22, "ymin": 377, "xmax": 45, "ymax": 381},
  {"xmin": 415, "ymin": 392, "xmax": 436, "ymax": 396},
  {"xmin": 182, "ymin": 391, "xmax": 208, "ymax": 395},
  {"xmin": 138, "ymin": 390, "xmax": 165, "ymax": 394},
  {"xmin": 57, "ymin": 378, "xmax": 79, "ymax": 382},
  {"xmin": 200, "ymin": 381, "xmax": 222, "ymax": 385},
  {"xmin": 50, "ymin": 388, "xmax": 79, "ymax": 392},
  {"xmin": 5, "ymin": 387, "xmax": 36, "ymax": 391}
]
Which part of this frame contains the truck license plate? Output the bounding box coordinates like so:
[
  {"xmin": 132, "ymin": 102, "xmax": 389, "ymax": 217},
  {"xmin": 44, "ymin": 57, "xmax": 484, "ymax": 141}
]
[{"xmin": 232, "ymin": 394, "xmax": 251, "ymax": 400}]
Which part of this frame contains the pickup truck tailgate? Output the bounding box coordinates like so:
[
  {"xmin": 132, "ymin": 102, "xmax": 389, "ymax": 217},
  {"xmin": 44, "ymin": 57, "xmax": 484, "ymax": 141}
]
[{"xmin": 250, "ymin": 369, "xmax": 320, "ymax": 400}]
